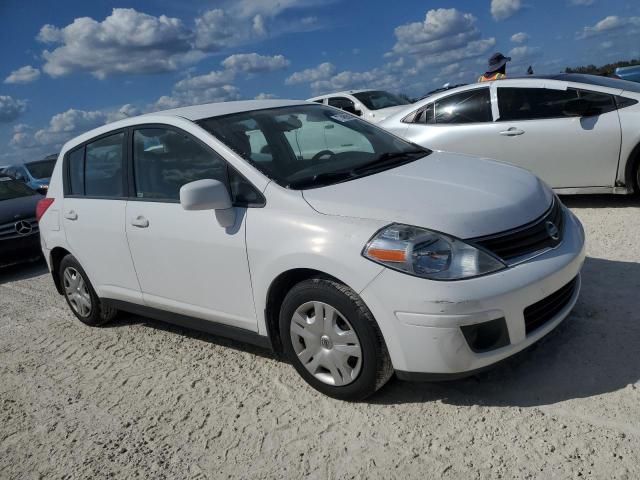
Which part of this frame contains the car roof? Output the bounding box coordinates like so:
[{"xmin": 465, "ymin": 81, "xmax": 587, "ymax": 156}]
[
  {"xmin": 308, "ymin": 89, "xmax": 379, "ymax": 100},
  {"xmin": 148, "ymin": 99, "xmax": 307, "ymax": 121}
]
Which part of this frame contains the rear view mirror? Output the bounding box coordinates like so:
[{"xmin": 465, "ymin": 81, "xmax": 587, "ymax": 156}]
[{"xmin": 180, "ymin": 179, "xmax": 235, "ymax": 228}]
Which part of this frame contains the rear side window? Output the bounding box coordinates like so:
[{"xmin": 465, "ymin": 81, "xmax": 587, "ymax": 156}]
[
  {"xmin": 434, "ymin": 88, "xmax": 492, "ymax": 124},
  {"xmin": 328, "ymin": 97, "xmax": 357, "ymax": 113},
  {"xmin": 85, "ymin": 132, "xmax": 125, "ymax": 197},
  {"xmin": 68, "ymin": 148, "xmax": 85, "ymax": 195},
  {"xmin": 413, "ymin": 104, "xmax": 435, "ymax": 124},
  {"xmin": 132, "ymin": 128, "xmax": 228, "ymax": 201}
]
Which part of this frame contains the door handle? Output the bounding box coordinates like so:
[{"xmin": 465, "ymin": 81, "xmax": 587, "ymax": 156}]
[
  {"xmin": 64, "ymin": 210, "xmax": 78, "ymax": 221},
  {"xmin": 499, "ymin": 127, "xmax": 525, "ymax": 136},
  {"xmin": 131, "ymin": 216, "xmax": 149, "ymax": 228}
]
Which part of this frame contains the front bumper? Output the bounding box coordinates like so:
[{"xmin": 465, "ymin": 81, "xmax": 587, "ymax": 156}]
[
  {"xmin": 0, "ymin": 232, "xmax": 42, "ymax": 267},
  {"xmin": 360, "ymin": 207, "xmax": 586, "ymax": 376}
]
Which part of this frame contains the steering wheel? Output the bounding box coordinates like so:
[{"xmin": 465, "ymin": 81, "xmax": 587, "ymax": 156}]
[{"xmin": 312, "ymin": 150, "xmax": 336, "ymax": 162}]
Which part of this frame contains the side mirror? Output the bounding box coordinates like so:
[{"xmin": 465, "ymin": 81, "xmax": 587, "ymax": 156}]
[
  {"xmin": 180, "ymin": 179, "xmax": 236, "ymax": 228},
  {"xmin": 565, "ymin": 98, "xmax": 595, "ymax": 117}
]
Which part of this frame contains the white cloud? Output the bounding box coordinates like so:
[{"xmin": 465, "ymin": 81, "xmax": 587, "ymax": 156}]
[
  {"xmin": 601, "ymin": 40, "xmax": 614, "ymax": 49},
  {"xmin": 508, "ymin": 45, "xmax": 542, "ymax": 63},
  {"xmin": 193, "ymin": 9, "xmax": 245, "ymax": 51},
  {"xmin": 491, "ymin": 0, "xmax": 522, "ymax": 21},
  {"xmin": 510, "ymin": 32, "xmax": 529, "ymax": 43},
  {"xmin": 254, "ymin": 93, "xmax": 277, "ymax": 100},
  {"xmin": 221, "ymin": 53, "xmax": 290, "ymax": 73},
  {"xmin": 174, "ymin": 70, "xmax": 236, "ymax": 92},
  {"xmin": 569, "ymin": 0, "xmax": 595, "ymax": 5},
  {"xmin": 5, "ymin": 65, "xmax": 41, "ymax": 84},
  {"xmin": 38, "ymin": 8, "xmax": 198, "ymax": 79},
  {"xmin": 286, "ymin": 62, "xmax": 336, "ymax": 85},
  {"xmin": 577, "ymin": 16, "xmax": 640, "ymax": 39},
  {"xmin": 0, "ymin": 96, "xmax": 27, "ymax": 123},
  {"xmin": 415, "ymin": 37, "xmax": 497, "ymax": 67}
]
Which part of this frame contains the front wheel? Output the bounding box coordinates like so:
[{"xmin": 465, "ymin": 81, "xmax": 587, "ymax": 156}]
[
  {"xmin": 59, "ymin": 254, "xmax": 117, "ymax": 326},
  {"xmin": 279, "ymin": 278, "xmax": 393, "ymax": 400}
]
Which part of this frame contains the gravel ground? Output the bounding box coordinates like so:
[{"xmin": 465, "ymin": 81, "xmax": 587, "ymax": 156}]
[{"xmin": 1, "ymin": 195, "xmax": 639, "ymax": 479}]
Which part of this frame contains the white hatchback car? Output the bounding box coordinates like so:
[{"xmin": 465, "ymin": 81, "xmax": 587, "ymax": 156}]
[
  {"xmin": 380, "ymin": 74, "xmax": 640, "ymax": 195},
  {"xmin": 38, "ymin": 100, "xmax": 585, "ymax": 400},
  {"xmin": 307, "ymin": 89, "xmax": 410, "ymax": 124}
]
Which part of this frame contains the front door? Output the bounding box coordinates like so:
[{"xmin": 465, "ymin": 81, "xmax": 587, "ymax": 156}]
[{"xmin": 124, "ymin": 126, "xmax": 257, "ymax": 330}]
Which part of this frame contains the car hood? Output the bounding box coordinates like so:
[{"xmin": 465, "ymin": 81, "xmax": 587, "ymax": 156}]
[
  {"xmin": 369, "ymin": 105, "xmax": 408, "ymax": 123},
  {"xmin": 302, "ymin": 151, "xmax": 553, "ymax": 239},
  {"xmin": 0, "ymin": 194, "xmax": 42, "ymax": 223}
]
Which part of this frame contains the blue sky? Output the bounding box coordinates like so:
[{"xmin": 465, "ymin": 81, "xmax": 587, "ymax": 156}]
[{"xmin": 1, "ymin": 0, "xmax": 639, "ymax": 163}]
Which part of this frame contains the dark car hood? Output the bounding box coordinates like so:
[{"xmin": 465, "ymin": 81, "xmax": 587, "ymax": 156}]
[{"xmin": 0, "ymin": 194, "xmax": 42, "ymax": 223}]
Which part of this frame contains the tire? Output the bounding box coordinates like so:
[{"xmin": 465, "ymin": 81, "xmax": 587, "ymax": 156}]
[
  {"xmin": 59, "ymin": 254, "xmax": 118, "ymax": 326},
  {"xmin": 279, "ymin": 278, "xmax": 393, "ymax": 401}
]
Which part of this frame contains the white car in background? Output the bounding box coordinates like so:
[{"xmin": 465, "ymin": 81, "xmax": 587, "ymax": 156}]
[
  {"xmin": 379, "ymin": 74, "xmax": 640, "ymax": 195},
  {"xmin": 38, "ymin": 100, "xmax": 585, "ymax": 400},
  {"xmin": 308, "ymin": 89, "xmax": 411, "ymax": 124}
]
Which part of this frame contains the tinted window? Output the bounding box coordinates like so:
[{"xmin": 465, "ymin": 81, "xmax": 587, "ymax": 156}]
[
  {"xmin": 328, "ymin": 97, "xmax": 357, "ymax": 112},
  {"xmin": 68, "ymin": 148, "xmax": 85, "ymax": 195},
  {"xmin": 352, "ymin": 91, "xmax": 410, "ymax": 110},
  {"xmin": 133, "ymin": 128, "xmax": 227, "ymax": 201},
  {"xmin": 228, "ymin": 167, "xmax": 263, "ymax": 206},
  {"xmin": 578, "ymin": 90, "xmax": 616, "ymax": 115},
  {"xmin": 85, "ymin": 133, "xmax": 124, "ymax": 197},
  {"xmin": 555, "ymin": 74, "xmax": 640, "ymax": 94},
  {"xmin": 25, "ymin": 159, "xmax": 56, "ymax": 179},
  {"xmin": 434, "ymin": 88, "xmax": 492, "ymax": 124},
  {"xmin": 413, "ymin": 104, "xmax": 435, "ymax": 124}
]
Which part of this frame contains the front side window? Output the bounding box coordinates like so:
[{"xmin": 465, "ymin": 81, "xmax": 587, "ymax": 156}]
[
  {"xmin": 352, "ymin": 91, "xmax": 410, "ymax": 110},
  {"xmin": 434, "ymin": 88, "xmax": 492, "ymax": 124},
  {"xmin": 24, "ymin": 159, "xmax": 56, "ymax": 179},
  {"xmin": 328, "ymin": 97, "xmax": 359, "ymax": 114},
  {"xmin": 85, "ymin": 132, "xmax": 124, "ymax": 197},
  {"xmin": 133, "ymin": 128, "xmax": 228, "ymax": 201},
  {"xmin": 198, "ymin": 104, "xmax": 430, "ymax": 189}
]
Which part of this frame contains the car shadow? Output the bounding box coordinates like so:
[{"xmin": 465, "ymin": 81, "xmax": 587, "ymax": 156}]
[
  {"xmin": 107, "ymin": 312, "xmax": 280, "ymax": 362},
  {"xmin": 373, "ymin": 256, "xmax": 640, "ymax": 407},
  {"xmin": 560, "ymin": 194, "xmax": 640, "ymax": 209},
  {"xmin": 0, "ymin": 257, "xmax": 48, "ymax": 285}
]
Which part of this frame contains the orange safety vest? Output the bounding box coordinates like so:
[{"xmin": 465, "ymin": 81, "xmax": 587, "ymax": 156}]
[{"xmin": 478, "ymin": 72, "xmax": 506, "ymax": 83}]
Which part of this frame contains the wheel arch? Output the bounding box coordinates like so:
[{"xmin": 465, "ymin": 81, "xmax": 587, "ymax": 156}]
[
  {"xmin": 624, "ymin": 141, "xmax": 640, "ymax": 193},
  {"xmin": 264, "ymin": 268, "xmax": 346, "ymax": 354},
  {"xmin": 50, "ymin": 246, "xmax": 71, "ymax": 295}
]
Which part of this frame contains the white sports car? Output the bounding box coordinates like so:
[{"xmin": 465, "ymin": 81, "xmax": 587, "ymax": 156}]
[{"xmin": 379, "ymin": 74, "xmax": 640, "ymax": 195}]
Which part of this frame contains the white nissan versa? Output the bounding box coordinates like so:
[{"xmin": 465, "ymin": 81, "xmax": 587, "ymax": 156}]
[{"xmin": 37, "ymin": 100, "xmax": 585, "ymax": 400}]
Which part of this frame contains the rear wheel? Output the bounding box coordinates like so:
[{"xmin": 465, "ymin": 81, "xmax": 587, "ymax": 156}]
[
  {"xmin": 59, "ymin": 255, "xmax": 117, "ymax": 326},
  {"xmin": 279, "ymin": 278, "xmax": 393, "ymax": 400}
]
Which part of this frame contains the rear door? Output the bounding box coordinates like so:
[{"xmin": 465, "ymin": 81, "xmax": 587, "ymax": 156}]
[
  {"xmin": 124, "ymin": 125, "xmax": 257, "ymax": 330},
  {"xmin": 61, "ymin": 131, "xmax": 142, "ymax": 303},
  {"xmin": 490, "ymin": 85, "xmax": 621, "ymax": 188}
]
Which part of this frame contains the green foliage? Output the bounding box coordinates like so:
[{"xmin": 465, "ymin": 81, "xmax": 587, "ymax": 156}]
[{"xmin": 565, "ymin": 59, "xmax": 640, "ymax": 76}]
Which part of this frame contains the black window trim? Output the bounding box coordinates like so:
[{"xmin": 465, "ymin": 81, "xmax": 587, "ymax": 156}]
[{"xmin": 63, "ymin": 123, "xmax": 265, "ymax": 208}]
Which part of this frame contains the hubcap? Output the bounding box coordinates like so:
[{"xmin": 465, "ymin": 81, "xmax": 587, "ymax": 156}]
[
  {"xmin": 289, "ymin": 301, "xmax": 362, "ymax": 386},
  {"xmin": 63, "ymin": 267, "xmax": 92, "ymax": 318}
]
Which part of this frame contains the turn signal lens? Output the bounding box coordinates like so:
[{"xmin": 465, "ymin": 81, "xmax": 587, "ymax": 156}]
[{"xmin": 366, "ymin": 248, "xmax": 407, "ymax": 263}]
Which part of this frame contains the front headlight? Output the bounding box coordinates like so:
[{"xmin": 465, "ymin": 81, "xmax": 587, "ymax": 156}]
[{"xmin": 363, "ymin": 223, "xmax": 506, "ymax": 280}]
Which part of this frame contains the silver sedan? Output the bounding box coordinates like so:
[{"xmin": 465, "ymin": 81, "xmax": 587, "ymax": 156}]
[{"xmin": 379, "ymin": 74, "xmax": 640, "ymax": 195}]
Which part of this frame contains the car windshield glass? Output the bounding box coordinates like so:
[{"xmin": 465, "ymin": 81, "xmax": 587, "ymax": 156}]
[
  {"xmin": 198, "ymin": 104, "xmax": 430, "ymax": 189},
  {"xmin": 25, "ymin": 159, "xmax": 56, "ymax": 179},
  {"xmin": 352, "ymin": 91, "xmax": 410, "ymax": 110},
  {"xmin": 0, "ymin": 178, "xmax": 36, "ymax": 200}
]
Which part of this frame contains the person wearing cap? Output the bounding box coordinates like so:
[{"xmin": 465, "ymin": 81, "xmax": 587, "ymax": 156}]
[{"xmin": 478, "ymin": 52, "xmax": 511, "ymax": 82}]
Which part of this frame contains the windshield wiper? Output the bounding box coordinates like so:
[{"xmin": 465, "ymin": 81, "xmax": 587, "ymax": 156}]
[
  {"xmin": 352, "ymin": 149, "xmax": 429, "ymax": 174},
  {"xmin": 286, "ymin": 170, "xmax": 356, "ymax": 189}
]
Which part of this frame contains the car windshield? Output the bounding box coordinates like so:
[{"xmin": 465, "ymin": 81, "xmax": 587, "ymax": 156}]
[
  {"xmin": 0, "ymin": 178, "xmax": 36, "ymax": 200},
  {"xmin": 198, "ymin": 104, "xmax": 430, "ymax": 189},
  {"xmin": 25, "ymin": 159, "xmax": 56, "ymax": 179},
  {"xmin": 352, "ymin": 91, "xmax": 410, "ymax": 110}
]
